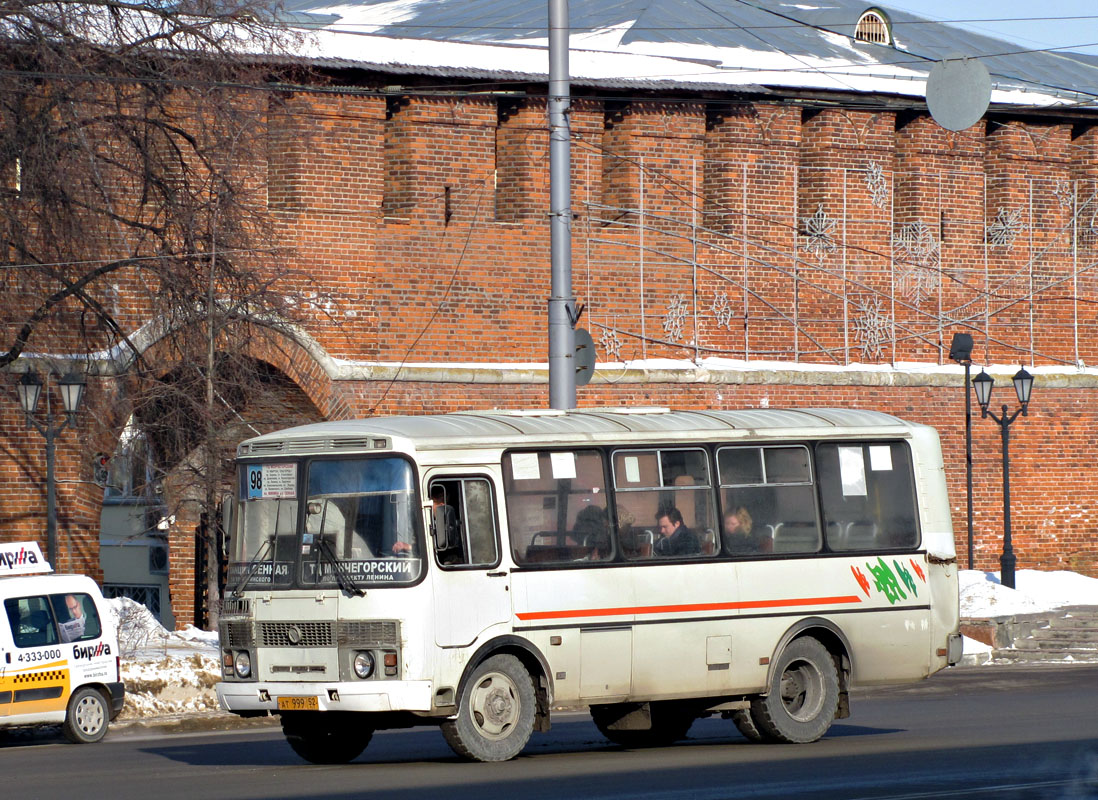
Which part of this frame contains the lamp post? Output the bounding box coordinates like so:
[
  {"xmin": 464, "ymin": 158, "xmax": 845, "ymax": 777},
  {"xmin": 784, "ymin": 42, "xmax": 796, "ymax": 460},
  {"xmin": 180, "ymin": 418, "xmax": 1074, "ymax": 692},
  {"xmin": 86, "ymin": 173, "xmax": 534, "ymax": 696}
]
[
  {"xmin": 948, "ymin": 333, "xmax": 975, "ymax": 569},
  {"xmin": 16, "ymin": 368, "xmax": 86, "ymax": 567},
  {"xmin": 972, "ymin": 366, "xmax": 1034, "ymax": 590}
]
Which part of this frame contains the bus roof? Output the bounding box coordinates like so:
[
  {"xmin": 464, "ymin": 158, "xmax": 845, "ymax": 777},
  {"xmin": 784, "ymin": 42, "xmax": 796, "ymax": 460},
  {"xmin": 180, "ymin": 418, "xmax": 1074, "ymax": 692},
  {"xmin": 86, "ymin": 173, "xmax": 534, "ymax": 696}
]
[{"xmin": 237, "ymin": 407, "xmax": 928, "ymax": 456}]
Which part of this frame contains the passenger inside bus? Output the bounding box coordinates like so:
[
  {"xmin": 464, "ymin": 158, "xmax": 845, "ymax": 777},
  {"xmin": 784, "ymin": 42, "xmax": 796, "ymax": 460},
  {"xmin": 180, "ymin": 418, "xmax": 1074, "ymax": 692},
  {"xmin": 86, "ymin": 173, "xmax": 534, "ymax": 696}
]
[
  {"xmin": 430, "ymin": 483, "xmax": 463, "ymax": 563},
  {"xmin": 653, "ymin": 507, "xmax": 700, "ymax": 556},
  {"xmin": 722, "ymin": 506, "xmax": 773, "ymax": 555},
  {"xmin": 572, "ymin": 505, "xmax": 611, "ymax": 561}
]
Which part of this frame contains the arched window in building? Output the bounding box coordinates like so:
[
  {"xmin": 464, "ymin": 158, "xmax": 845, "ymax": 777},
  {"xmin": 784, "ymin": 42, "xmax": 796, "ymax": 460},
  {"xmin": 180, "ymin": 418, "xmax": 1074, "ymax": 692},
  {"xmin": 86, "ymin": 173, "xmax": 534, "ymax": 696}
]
[{"xmin": 855, "ymin": 9, "xmax": 891, "ymax": 45}]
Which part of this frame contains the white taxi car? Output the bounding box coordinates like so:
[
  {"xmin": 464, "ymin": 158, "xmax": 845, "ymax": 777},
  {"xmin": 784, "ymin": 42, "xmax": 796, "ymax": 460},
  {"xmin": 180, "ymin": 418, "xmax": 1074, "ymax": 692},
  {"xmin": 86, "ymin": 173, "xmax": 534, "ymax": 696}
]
[{"xmin": 0, "ymin": 542, "xmax": 124, "ymax": 742}]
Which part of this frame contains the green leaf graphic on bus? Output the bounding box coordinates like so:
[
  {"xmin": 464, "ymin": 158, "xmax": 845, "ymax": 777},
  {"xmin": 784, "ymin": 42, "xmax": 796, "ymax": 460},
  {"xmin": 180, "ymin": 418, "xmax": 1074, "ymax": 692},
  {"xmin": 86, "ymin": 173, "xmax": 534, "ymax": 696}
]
[{"xmin": 867, "ymin": 557, "xmax": 906, "ymax": 604}]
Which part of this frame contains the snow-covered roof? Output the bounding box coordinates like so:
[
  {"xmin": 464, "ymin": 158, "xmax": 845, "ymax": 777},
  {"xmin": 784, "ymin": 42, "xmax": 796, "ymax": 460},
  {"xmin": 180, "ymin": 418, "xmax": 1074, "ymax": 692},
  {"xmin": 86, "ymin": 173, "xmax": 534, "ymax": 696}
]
[{"xmin": 275, "ymin": 0, "xmax": 1098, "ymax": 110}]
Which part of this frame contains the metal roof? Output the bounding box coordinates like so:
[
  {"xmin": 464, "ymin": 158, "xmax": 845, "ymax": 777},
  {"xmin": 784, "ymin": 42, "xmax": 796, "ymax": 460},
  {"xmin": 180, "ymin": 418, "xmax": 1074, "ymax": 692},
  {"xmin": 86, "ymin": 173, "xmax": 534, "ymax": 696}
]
[
  {"xmin": 276, "ymin": 0, "xmax": 1098, "ymax": 107},
  {"xmin": 238, "ymin": 407, "xmax": 922, "ymax": 455}
]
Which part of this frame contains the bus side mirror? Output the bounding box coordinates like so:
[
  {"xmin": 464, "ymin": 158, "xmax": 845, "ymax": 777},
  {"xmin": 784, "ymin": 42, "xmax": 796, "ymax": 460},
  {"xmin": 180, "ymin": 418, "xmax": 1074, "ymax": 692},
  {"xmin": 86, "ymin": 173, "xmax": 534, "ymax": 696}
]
[{"xmin": 220, "ymin": 494, "xmax": 234, "ymax": 551}]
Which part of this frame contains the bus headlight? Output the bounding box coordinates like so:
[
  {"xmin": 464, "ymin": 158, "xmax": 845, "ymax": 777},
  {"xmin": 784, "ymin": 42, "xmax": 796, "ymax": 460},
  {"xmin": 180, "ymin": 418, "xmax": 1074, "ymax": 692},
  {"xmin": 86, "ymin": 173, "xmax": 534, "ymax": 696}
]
[
  {"xmin": 234, "ymin": 650, "xmax": 252, "ymax": 679},
  {"xmin": 353, "ymin": 651, "xmax": 375, "ymax": 679}
]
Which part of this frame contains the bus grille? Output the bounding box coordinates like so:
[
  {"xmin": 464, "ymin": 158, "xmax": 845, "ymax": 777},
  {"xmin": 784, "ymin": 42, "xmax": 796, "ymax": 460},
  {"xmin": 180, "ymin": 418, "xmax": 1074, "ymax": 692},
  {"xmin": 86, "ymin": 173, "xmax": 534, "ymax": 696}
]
[
  {"xmin": 258, "ymin": 621, "xmax": 334, "ymax": 647},
  {"xmin": 222, "ymin": 597, "xmax": 251, "ymax": 616},
  {"xmin": 222, "ymin": 620, "xmax": 253, "ymax": 649},
  {"xmin": 338, "ymin": 620, "xmax": 399, "ymax": 647}
]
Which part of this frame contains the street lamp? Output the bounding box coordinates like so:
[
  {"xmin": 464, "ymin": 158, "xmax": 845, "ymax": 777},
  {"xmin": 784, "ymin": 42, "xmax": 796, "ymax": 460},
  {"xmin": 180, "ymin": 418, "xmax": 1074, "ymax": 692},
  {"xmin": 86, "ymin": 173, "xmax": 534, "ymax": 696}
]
[
  {"xmin": 949, "ymin": 333, "xmax": 975, "ymax": 570},
  {"xmin": 972, "ymin": 366, "xmax": 1034, "ymax": 590},
  {"xmin": 16, "ymin": 367, "xmax": 87, "ymax": 567}
]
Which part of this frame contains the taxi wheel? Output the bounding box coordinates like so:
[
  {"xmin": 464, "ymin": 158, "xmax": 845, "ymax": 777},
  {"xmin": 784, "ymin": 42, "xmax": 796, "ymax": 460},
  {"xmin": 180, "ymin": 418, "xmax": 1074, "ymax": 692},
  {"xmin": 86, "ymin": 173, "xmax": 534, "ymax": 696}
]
[{"xmin": 63, "ymin": 686, "xmax": 109, "ymax": 744}]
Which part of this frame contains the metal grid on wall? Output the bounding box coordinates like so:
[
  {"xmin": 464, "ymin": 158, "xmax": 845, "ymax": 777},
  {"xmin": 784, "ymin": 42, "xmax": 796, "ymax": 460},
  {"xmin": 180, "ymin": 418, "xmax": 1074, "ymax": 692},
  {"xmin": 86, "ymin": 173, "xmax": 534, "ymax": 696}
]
[{"xmin": 581, "ymin": 155, "xmax": 1098, "ymax": 368}]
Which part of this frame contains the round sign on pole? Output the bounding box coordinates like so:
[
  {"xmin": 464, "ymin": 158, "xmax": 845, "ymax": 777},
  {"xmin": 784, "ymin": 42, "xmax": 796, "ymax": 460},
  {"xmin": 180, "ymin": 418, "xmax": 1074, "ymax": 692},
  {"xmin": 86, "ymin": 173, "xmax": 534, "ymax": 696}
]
[
  {"xmin": 574, "ymin": 327, "xmax": 596, "ymax": 387},
  {"xmin": 926, "ymin": 57, "xmax": 992, "ymax": 132}
]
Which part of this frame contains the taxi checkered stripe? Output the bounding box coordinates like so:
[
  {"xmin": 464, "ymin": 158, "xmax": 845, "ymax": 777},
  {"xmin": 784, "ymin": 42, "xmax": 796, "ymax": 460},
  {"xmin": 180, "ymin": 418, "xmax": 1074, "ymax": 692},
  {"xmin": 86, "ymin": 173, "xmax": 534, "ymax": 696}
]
[{"xmin": 12, "ymin": 669, "xmax": 66, "ymax": 684}]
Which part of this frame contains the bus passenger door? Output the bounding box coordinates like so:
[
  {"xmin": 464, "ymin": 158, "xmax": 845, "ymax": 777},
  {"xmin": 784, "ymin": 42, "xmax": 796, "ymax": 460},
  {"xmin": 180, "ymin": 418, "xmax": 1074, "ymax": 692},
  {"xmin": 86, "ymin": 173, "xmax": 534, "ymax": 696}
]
[{"xmin": 428, "ymin": 473, "xmax": 511, "ymax": 648}]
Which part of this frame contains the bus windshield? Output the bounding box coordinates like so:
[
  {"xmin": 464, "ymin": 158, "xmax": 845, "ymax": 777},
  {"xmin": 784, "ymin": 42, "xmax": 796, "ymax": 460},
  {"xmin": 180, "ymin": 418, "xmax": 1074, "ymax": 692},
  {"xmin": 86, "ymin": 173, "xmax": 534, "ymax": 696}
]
[{"xmin": 230, "ymin": 456, "xmax": 424, "ymax": 590}]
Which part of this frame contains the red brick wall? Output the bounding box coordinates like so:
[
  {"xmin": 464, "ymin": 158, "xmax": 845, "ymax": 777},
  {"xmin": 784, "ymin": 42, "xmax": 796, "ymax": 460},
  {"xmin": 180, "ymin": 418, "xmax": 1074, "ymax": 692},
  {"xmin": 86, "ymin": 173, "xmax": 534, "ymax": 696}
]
[{"xmin": 9, "ymin": 86, "xmax": 1098, "ymax": 627}]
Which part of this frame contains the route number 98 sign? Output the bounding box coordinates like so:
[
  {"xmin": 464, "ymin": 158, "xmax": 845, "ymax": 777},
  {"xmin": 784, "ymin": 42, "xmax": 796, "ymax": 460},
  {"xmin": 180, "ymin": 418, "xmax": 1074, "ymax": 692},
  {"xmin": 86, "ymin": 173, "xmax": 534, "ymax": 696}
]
[{"xmin": 246, "ymin": 463, "xmax": 298, "ymax": 499}]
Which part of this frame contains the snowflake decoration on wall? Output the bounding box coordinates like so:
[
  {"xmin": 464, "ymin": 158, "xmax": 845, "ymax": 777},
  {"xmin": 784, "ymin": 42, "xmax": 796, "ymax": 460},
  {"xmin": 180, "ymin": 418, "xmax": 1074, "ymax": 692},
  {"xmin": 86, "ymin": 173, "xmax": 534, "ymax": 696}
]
[
  {"xmin": 800, "ymin": 204, "xmax": 837, "ymax": 258},
  {"xmin": 1053, "ymin": 180, "xmax": 1074, "ymax": 210},
  {"xmin": 987, "ymin": 207, "xmax": 1026, "ymax": 248},
  {"xmin": 711, "ymin": 293, "xmax": 734, "ymax": 330},
  {"xmin": 599, "ymin": 327, "xmax": 623, "ymax": 361},
  {"xmin": 892, "ymin": 221, "xmax": 941, "ymax": 304},
  {"xmin": 663, "ymin": 294, "xmax": 689, "ymax": 341},
  {"xmin": 863, "ymin": 161, "xmax": 888, "ymax": 209},
  {"xmin": 852, "ymin": 298, "xmax": 892, "ymax": 361}
]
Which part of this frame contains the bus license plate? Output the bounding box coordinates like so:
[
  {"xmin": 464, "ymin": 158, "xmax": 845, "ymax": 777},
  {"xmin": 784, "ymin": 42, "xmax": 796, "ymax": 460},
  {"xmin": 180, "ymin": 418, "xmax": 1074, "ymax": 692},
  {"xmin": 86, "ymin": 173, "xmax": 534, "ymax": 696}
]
[{"xmin": 277, "ymin": 696, "xmax": 319, "ymax": 711}]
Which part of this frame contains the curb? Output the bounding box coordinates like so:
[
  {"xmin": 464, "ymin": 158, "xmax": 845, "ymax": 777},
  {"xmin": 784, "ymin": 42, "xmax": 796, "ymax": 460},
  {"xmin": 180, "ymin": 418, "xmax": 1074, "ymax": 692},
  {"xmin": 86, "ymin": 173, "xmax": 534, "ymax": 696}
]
[{"xmin": 113, "ymin": 711, "xmax": 280, "ymax": 735}]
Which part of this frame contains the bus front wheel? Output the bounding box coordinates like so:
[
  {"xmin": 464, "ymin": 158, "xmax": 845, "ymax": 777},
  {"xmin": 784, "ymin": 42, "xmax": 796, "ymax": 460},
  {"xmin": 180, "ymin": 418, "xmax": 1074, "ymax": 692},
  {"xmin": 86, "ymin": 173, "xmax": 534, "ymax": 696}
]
[
  {"xmin": 442, "ymin": 654, "xmax": 536, "ymax": 762},
  {"xmin": 281, "ymin": 712, "xmax": 373, "ymax": 764},
  {"xmin": 750, "ymin": 636, "xmax": 839, "ymax": 744}
]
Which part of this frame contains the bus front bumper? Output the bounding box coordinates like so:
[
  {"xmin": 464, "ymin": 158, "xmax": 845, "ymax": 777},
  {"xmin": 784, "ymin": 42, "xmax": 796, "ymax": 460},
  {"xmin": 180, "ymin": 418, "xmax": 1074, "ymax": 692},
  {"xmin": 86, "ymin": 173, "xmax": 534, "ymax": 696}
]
[{"xmin": 216, "ymin": 680, "xmax": 434, "ymax": 715}]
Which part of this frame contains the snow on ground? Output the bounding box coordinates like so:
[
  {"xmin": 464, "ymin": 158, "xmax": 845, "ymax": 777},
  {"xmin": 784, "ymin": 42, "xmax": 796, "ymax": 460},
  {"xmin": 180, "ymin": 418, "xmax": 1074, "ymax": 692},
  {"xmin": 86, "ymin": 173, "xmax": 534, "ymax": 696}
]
[
  {"xmin": 960, "ymin": 569, "xmax": 1098, "ymax": 617},
  {"xmin": 960, "ymin": 570, "xmax": 1098, "ymax": 657},
  {"xmin": 108, "ymin": 570, "xmax": 1098, "ymax": 719},
  {"xmin": 106, "ymin": 597, "xmax": 221, "ymax": 719}
]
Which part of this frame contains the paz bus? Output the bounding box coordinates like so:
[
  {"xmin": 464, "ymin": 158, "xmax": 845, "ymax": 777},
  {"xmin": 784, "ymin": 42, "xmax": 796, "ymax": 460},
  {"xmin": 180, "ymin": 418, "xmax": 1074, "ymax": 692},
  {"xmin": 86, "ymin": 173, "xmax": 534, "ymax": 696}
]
[{"xmin": 215, "ymin": 407, "xmax": 961, "ymax": 763}]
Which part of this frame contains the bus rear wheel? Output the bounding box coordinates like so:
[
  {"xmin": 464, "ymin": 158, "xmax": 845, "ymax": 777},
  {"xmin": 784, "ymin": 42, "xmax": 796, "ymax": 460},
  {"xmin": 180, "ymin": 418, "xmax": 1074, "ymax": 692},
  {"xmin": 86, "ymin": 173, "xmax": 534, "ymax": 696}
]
[
  {"xmin": 63, "ymin": 686, "xmax": 109, "ymax": 744},
  {"xmin": 591, "ymin": 702, "xmax": 695, "ymax": 748},
  {"xmin": 442, "ymin": 654, "xmax": 536, "ymax": 762},
  {"xmin": 750, "ymin": 636, "xmax": 839, "ymax": 744},
  {"xmin": 281, "ymin": 711, "xmax": 373, "ymax": 764}
]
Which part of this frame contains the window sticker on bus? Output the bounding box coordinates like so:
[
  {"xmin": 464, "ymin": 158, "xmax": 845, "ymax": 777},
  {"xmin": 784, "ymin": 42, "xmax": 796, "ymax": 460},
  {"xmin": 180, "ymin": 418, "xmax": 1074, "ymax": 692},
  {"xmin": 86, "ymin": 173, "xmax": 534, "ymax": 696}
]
[
  {"xmin": 838, "ymin": 446, "xmax": 867, "ymax": 496},
  {"xmin": 869, "ymin": 445, "xmax": 893, "ymax": 471},
  {"xmin": 550, "ymin": 451, "xmax": 576, "ymax": 479},
  {"xmin": 247, "ymin": 463, "xmax": 298, "ymax": 499},
  {"xmin": 511, "ymin": 452, "xmax": 540, "ymax": 480},
  {"xmin": 624, "ymin": 456, "xmax": 641, "ymax": 483}
]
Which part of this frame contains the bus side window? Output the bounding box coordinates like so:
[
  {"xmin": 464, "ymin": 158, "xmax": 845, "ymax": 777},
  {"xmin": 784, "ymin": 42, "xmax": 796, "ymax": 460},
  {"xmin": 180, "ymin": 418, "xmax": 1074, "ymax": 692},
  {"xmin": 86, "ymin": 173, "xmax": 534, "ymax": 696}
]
[{"xmin": 432, "ymin": 477, "xmax": 500, "ymax": 568}]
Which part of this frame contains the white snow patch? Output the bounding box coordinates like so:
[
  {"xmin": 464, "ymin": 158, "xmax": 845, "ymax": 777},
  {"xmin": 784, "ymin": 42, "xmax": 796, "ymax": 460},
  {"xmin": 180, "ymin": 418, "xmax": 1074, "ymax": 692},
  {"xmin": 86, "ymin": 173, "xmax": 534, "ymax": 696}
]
[
  {"xmin": 106, "ymin": 597, "xmax": 222, "ymax": 719},
  {"xmin": 960, "ymin": 569, "xmax": 1098, "ymax": 618}
]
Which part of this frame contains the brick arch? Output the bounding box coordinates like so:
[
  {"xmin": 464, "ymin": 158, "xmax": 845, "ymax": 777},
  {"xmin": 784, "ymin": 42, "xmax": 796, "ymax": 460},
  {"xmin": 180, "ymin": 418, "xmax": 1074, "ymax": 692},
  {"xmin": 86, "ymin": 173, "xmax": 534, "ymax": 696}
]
[{"xmin": 117, "ymin": 322, "xmax": 348, "ymax": 423}]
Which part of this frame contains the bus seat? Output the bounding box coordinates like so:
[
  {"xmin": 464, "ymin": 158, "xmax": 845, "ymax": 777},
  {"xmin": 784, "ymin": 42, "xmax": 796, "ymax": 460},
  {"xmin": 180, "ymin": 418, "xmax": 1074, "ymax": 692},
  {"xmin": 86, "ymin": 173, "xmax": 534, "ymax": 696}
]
[
  {"xmin": 845, "ymin": 521, "xmax": 878, "ymax": 548},
  {"xmin": 701, "ymin": 528, "xmax": 717, "ymax": 555},
  {"xmin": 773, "ymin": 522, "xmax": 820, "ymax": 553}
]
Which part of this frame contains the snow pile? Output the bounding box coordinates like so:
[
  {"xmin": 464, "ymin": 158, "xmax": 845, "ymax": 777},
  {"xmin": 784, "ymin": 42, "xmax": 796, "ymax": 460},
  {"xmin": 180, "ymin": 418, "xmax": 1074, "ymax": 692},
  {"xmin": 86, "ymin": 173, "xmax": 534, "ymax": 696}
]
[
  {"xmin": 105, "ymin": 597, "xmax": 222, "ymax": 719},
  {"xmin": 960, "ymin": 570, "xmax": 1098, "ymax": 618}
]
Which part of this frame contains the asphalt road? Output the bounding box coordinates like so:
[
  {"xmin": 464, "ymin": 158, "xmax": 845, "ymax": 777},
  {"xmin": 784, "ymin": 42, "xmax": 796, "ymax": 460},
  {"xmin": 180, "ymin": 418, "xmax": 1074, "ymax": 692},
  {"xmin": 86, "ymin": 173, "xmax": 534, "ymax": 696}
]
[{"xmin": 5, "ymin": 664, "xmax": 1098, "ymax": 800}]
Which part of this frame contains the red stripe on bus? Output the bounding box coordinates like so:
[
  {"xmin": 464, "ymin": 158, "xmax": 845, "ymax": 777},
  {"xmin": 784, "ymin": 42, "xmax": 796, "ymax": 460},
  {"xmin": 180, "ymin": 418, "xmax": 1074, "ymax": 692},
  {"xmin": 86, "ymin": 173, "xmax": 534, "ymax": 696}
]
[{"xmin": 515, "ymin": 595, "xmax": 863, "ymax": 621}]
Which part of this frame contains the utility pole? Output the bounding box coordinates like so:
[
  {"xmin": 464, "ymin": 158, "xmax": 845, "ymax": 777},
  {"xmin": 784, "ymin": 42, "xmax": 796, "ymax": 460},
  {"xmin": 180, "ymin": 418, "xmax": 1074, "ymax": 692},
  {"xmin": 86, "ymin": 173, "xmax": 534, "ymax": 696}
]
[{"xmin": 548, "ymin": 0, "xmax": 576, "ymax": 409}]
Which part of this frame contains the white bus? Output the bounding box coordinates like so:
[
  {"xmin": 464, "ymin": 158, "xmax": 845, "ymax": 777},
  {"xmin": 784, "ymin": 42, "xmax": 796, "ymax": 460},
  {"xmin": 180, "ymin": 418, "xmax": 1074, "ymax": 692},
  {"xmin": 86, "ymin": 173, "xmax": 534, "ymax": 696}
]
[{"xmin": 216, "ymin": 408, "xmax": 961, "ymax": 763}]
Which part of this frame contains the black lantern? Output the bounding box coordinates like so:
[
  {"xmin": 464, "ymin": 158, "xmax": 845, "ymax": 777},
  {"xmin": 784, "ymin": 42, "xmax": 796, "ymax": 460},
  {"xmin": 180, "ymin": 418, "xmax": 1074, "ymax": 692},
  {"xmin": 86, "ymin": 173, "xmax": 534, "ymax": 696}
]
[{"xmin": 16, "ymin": 370, "xmax": 43, "ymax": 416}]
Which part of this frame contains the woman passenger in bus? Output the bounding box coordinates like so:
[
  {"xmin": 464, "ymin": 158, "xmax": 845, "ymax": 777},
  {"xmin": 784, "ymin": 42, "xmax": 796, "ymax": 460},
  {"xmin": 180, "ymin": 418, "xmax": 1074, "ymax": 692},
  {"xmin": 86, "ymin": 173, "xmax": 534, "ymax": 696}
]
[{"xmin": 722, "ymin": 506, "xmax": 772, "ymax": 555}]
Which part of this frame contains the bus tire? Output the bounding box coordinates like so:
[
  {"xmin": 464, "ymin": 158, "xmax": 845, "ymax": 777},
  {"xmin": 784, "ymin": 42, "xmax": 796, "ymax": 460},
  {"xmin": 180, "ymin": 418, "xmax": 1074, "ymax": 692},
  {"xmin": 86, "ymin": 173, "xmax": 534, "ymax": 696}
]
[
  {"xmin": 591, "ymin": 702, "xmax": 694, "ymax": 748},
  {"xmin": 63, "ymin": 686, "xmax": 109, "ymax": 744},
  {"xmin": 750, "ymin": 636, "xmax": 839, "ymax": 744},
  {"xmin": 730, "ymin": 708, "xmax": 771, "ymax": 743},
  {"xmin": 281, "ymin": 712, "xmax": 373, "ymax": 764},
  {"xmin": 442, "ymin": 654, "xmax": 536, "ymax": 762}
]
